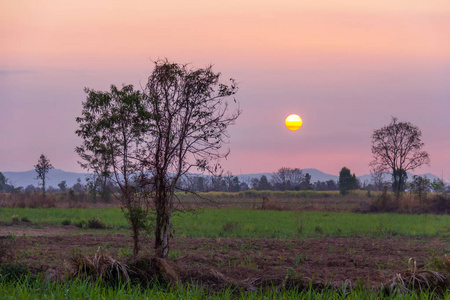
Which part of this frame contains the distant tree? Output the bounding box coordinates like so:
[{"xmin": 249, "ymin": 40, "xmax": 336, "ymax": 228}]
[
  {"xmin": 326, "ymin": 180, "xmax": 338, "ymax": 191},
  {"xmin": 25, "ymin": 184, "xmax": 36, "ymax": 193},
  {"xmin": 370, "ymin": 117, "xmax": 430, "ymax": 198},
  {"xmin": 239, "ymin": 182, "xmax": 249, "ymax": 191},
  {"xmin": 0, "ymin": 172, "xmax": 5, "ymax": 191},
  {"xmin": 409, "ymin": 175, "xmax": 431, "ymax": 202},
  {"xmin": 370, "ymin": 166, "xmax": 388, "ymax": 191},
  {"xmin": 299, "ymin": 173, "xmax": 313, "ymax": 190},
  {"xmin": 430, "ymin": 178, "xmax": 446, "ymax": 194},
  {"xmin": 58, "ymin": 180, "xmax": 67, "ymax": 193},
  {"xmin": 224, "ymin": 173, "xmax": 241, "ymax": 192},
  {"xmin": 72, "ymin": 178, "xmax": 85, "ymax": 193},
  {"xmin": 254, "ymin": 175, "xmax": 272, "ymax": 190},
  {"xmin": 338, "ymin": 167, "xmax": 358, "ymax": 195},
  {"xmin": 34, "ymin": 154, "xmax": 54, "ymax": 199},
  {"xmin": 271, "ymin": 167, "xmax": 304, "ymax": 191}
]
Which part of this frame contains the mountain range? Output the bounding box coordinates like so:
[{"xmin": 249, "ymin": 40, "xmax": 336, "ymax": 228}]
[{"xmin": 2, "ymin": 168, "xmax": 443, "ymax": 189}]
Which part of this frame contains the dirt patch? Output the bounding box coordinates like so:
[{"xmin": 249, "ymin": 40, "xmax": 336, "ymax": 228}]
[
  {"xmin": 1, "ymin": 224, "xmax": 449, "ymax": 288},
  {"xmin": 0, "ymin": 222, "xmax": 80, "ymax": 237}
]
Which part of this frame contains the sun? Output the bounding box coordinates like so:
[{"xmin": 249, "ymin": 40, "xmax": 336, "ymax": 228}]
[{"xmin": 285, "ymin": 114, "xmax": 303, "ymax": 131}]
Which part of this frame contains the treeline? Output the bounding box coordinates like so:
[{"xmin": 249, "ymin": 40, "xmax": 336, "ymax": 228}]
[
  {"xmin": 0, "ymin": 171, "xmax": 117, "ymax": 203},
  {"xmin": 181, "ymin": 167, "xmax": 339, "ymax": 193}
]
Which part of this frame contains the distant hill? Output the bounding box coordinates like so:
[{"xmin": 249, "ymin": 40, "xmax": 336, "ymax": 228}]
[
  {"xmin": 3, "ymin": 169, "xmax": 90, "ymax": 189},
  {"xmin": 2, "ymin": 168, "xmax": 444, "ymax": 189}
]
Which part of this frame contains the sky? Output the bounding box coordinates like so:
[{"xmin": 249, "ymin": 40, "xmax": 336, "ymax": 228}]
[{"xmin": 1, "ymin": 0, "xmax": 449, "ymax": 179}]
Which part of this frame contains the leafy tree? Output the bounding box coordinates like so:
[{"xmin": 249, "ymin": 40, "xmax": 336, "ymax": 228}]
[
  {"xmin": 34, "ymin": 154, "xmax": 54, "ymax": 199},
  {"xmin": 370, "ymin": 117, "xmax": 430, "ymax": 198},
  {"xmin": 58, "ymin": 180, "xmax": 67, "ymax": 192},
  {"xmin": 0, "ymin": 172, "xmax": 5, "ymax": 191},
  {"xmin": 76, "ymin": 84, "xmax": 151, "ymax": 256},
  {"xmin": 338, "ymin": 167, "xmax": 358, "ymax": 195},
  {"xmin": 299, "ymin": 173, "xmax": 313, "ymax": 190},
  {"xmin": 72, "ymin": 178, "xmax": 85, "ymax": 193},
  {"xmin": 430, "ymin": 178, "xmax": 446, "ymax": 193},
  {"xmin": 253, "ymin": 175, "xmax": 272, "ymax": 190},
  {"xmin": 409, "ymin": 175, "xmax": 431, "ymax": 202}
]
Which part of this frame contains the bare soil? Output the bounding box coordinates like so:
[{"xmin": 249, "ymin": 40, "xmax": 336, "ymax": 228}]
[{"xmin": 1, "ymin": 222, "xmax": 449, "ymax": 289}]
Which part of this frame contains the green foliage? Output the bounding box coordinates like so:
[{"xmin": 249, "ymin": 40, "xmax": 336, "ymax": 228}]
[
  {"xmin": 338, "ymin": 167, "xmax": 359, "ymax": 195},
  {"xmin": 409, "ymin": 175, "xmax": 431, "ymax": 202},
  {"xmin": 87, "ymin": 217, "xmax": 106, "ymax": 229},
  {"xmin": 430, "ymin": 178, "xmax": 446, "ymax": 193},
  {"xmin": 61, "ymin": 219, "xmax": 72, "ymax": 226},
  {"xmin": 0, "ymin": 276, "xmax": 448, "ymax": 299},
  {"xmin": 34, "ymin": 154, "xmax": 54, "ymax": 198}
]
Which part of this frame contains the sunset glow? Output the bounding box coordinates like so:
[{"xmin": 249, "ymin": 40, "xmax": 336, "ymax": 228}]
[{"xmin": 1, "ymin": 0, "xmax": 449, "ymax": 179}]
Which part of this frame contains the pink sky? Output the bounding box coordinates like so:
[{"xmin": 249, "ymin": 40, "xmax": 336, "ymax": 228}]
[{"xmin": 1, "ymin": 0, "xmax": 449, "ymax": 179}]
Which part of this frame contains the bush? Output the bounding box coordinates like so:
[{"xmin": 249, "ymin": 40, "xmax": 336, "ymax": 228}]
[
  {"xmin": 87, "ymin": 217, "xmax": 106, "ymax": 229},
  {"xmin": 61, "ymin": 219, "xmax": 72, "ymax": 226},
  {"xmin": 10, "ymin": 215, "xmax": 19, "ymax": 222}
]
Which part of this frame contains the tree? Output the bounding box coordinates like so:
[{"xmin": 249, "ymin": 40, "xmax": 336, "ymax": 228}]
[
  {"xmin": 271, "ymin": 167, "xmax": 304, "ymax": 191},
  {"xmin": 76, "ymin": 60, "xmax": 240, "ymax": 259},
  {"xmin": 142, "ymin": 60, "xmax": 240, "ymax": 258},
  {"xmin": 58, "ymin": 180, "xmax": 67, "ymax": 192},
  {"xmin": 409, "ymin": 175, "xmax": 431, "ymax": 202},
  {"xmin": 430, "ymin": 178, "xmax": 446, "ymax": 194},
  {"xmin": 370, "ymin": 117, "xmax": 430, "ymax": 197},
  {"xmin": 34, "ymin": 154, "xmax": 54, "ymax": 199},
  {"xmin": 76, "ymin": 84, "xmax": 151, "ymax": 256},
  {"xmin": 338, "ymin": 167, "xmax": 358, "ymax": 195}
]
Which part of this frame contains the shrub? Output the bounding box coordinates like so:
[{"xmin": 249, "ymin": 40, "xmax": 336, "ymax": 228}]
[
  {"xmin": 10, "ymin": 215, "xmax": 19, "ymax": 222},
  {"xmin": 87, "ymin": 217, "xmax": 106, "ymax": 229},
  {"xmin": 74, "ymin": 220, "xmax": 87, "ymax": 228},
  {"xmin": 61, "ymin": 219, "xmax": 72, "ymax": 226}
]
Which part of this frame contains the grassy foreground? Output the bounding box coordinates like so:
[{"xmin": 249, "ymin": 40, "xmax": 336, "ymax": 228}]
[
  {"xmin": 0, "ymin": 277, "xmax": 448, "ymax": 300},
  {"xmin": 0, "ymin": 207, "xmax": 449, "ymax": 238}
]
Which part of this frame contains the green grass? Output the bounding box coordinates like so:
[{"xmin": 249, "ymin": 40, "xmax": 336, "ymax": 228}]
[
  {"xmin": 1, "ymin": 207, "xmax": 449, "ymax": 239},
  {"xmin": 172, "ymin": 209, "xmax": 450, "ymax": 238},
  {"xmin": 0, "ymin": 276, "xmax": 448, "ymax": 299}
]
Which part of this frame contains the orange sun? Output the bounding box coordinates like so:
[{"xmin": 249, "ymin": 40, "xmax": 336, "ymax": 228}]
[{"xmin": 285, "ymin": 114, "xmax": 303, "ymax": 131}]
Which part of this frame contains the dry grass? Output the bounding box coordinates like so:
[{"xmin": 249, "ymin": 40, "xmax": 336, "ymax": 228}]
[
  {"xmin": 388, "ymin": 258, "xmax": 447, "ymax": 294},
  {"xmin": 71, "ymin": 247, "xmax": 130, "ymax": 283}
]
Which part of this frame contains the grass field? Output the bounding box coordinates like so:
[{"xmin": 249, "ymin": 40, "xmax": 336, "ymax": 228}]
[
  {"xmin": 0, "ymin": 276, "xmax": 448, "ymax": 300},
  {"xmin": 1, "ymin": 197, "xmax": 450, "ymax": 299},
  {"xmin": 1, "ymin": 207, "xmax": 449, "ymax": 239}
]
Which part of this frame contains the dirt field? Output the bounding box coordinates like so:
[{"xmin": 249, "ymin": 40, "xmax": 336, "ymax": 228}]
[{"xmin": 1, "ymin": 222, "xmax": 449, "ymax": 289}]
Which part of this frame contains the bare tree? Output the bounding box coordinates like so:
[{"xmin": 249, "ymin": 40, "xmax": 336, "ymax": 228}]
[
  {"xmin": 142, "ymin": 60, "xmax": 241, "ymax": 258},
  {"xmin": 370, "ymin": 166, "xmax": 388, "ymax": 191},
  {"xmin": 271, "ymin": 167, "xmax": 304, "ymax": 191},
  {"xmin": 370, "ymin": 117, "xmax": 430, "ymax": 197},
  {"xmin": 35, "ymin": 154, "xmax": 54, "ymax": 199}
]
